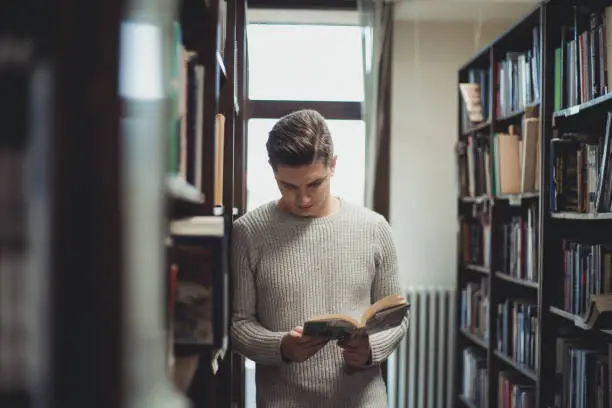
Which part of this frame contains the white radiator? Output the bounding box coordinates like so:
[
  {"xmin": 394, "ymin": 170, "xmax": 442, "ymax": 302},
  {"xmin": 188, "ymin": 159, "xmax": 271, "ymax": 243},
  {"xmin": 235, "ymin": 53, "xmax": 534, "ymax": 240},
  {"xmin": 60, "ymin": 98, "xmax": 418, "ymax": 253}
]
[{"xmin": 387, "ymin": 287, "xmax": 456, "ymax": 408}]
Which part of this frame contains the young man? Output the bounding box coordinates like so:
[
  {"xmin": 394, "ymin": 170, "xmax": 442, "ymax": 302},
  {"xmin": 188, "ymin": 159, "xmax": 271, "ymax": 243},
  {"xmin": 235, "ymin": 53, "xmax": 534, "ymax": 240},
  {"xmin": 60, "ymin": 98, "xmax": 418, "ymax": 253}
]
[{"xmin": 231, "ymin": 109, "xmax": 408, "ymax": 407}]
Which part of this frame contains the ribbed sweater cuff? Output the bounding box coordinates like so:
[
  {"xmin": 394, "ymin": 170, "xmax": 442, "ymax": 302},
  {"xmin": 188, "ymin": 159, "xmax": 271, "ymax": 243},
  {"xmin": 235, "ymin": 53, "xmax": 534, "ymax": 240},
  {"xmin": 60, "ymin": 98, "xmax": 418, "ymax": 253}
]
[
  {"xmin": 231, "ymin": 325, "xmax": 287, "ymax": 366},
  {"xmin": 369, "ymin": 322, "xmax": 407, "ymax": 365},
  {"xmin": 257, "ymin": 331, "xmax": 286, "ymax": 365}
]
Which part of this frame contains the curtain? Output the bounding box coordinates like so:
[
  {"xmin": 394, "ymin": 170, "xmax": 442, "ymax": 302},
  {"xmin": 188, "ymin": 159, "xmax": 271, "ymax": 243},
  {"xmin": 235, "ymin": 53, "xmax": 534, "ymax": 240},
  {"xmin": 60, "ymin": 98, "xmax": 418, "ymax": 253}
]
[{"xmin": 359, "ymin": 0, "xmax": 394, "ymax": 219}]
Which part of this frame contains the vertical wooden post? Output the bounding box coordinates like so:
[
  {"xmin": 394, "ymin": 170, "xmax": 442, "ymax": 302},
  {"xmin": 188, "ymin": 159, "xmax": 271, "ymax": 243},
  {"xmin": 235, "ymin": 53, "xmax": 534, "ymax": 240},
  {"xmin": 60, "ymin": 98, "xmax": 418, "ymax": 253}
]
[{"xmin": 50, "ymin": 0, "xmax": 124, "ymax": 407}]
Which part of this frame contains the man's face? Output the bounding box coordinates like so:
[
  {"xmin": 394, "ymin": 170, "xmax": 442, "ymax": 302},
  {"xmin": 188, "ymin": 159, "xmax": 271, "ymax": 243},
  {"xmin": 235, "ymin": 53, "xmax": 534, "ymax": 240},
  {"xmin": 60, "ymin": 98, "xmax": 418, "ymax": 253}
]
[{"xmin": 273, "ymin": 157, "xmax": 336, "ymax": 217}]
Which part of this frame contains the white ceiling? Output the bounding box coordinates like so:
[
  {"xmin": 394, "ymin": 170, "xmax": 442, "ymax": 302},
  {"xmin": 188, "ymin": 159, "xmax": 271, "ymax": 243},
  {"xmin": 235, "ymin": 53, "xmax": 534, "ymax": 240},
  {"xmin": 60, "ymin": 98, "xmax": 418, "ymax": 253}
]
[{"xmin": 394, "ymin": 0, "xmax": 541, "ymax": 22}]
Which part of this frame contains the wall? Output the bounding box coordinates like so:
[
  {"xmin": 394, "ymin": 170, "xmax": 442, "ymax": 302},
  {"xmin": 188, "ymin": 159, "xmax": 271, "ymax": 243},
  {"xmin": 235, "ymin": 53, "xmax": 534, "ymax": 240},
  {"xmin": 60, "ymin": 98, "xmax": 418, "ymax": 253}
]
[{"xmin": 390, "ymin": 20, "xmax": 512, "ymax": 289}]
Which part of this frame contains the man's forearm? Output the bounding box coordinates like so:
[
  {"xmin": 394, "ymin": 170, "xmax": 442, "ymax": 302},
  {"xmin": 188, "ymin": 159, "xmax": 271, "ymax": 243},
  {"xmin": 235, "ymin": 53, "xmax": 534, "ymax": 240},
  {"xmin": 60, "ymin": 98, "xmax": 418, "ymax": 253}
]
[{"xmin": 231, "ymin": 318, "xmax": 287, "ymax": 365}]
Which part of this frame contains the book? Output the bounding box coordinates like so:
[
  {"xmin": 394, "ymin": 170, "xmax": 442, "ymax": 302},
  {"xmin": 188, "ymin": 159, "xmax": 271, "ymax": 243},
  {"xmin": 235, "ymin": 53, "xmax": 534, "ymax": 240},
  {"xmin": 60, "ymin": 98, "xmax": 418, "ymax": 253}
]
[
  {"xmin": 577, "ymin": 293, "xmax": 612, "ymax": 330},
  {"xmin": 302, "ymin": 294, "xmax": 410, "ymax": 339},
  {"xmin": 459, "ymin": 83, "xmax": 485, "ymax": 123}
]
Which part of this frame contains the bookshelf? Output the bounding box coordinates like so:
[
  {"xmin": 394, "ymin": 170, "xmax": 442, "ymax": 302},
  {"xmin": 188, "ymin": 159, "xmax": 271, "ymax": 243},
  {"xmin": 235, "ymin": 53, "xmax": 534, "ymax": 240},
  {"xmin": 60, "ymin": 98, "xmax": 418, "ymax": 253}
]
[
  {"xmin": 166, "ymin": 0, "xmax": 247, "ymax": 407},
  {"xmin": 0, "ymin": 0, "xmax": 247, "ymax": 407},
  {"xmin": 456, "ymin": 2, "xmax": 612, "ymax": 408}
]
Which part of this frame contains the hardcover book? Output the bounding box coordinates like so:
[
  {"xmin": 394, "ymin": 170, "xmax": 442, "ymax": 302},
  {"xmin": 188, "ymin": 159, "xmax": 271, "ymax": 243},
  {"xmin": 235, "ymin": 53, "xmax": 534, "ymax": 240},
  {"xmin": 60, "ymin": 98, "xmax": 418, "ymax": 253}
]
[{"xmin": 302, "ymin": 294, "xmax": 410, "ymax": 339}]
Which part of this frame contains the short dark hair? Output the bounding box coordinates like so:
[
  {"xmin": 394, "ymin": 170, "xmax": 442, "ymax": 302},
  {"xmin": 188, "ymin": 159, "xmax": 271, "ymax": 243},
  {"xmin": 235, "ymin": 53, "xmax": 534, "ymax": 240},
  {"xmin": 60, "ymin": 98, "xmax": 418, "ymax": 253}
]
[{"xmin": 266, "ymin": 109, "xmax": 334, "ymax": 170}]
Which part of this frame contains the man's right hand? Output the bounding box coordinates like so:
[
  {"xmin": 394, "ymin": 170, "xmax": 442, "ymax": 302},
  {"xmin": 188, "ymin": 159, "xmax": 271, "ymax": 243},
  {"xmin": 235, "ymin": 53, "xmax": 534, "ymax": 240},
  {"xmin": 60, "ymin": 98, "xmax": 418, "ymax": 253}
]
[{"xmin": 280, "ymin": 326, "xmax": 328, "ymax": 363}]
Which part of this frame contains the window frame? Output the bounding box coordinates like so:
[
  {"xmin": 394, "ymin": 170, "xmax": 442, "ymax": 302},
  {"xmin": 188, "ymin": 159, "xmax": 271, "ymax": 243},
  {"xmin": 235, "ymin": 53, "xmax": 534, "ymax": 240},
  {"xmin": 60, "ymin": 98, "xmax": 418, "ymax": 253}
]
[
  {"xmin": 247, "ymin": 0, "xmax": 357, "ymax": 10},
  {"xmin": 247, "ymin": 100, "xmax": 361, "ymax": 121}
]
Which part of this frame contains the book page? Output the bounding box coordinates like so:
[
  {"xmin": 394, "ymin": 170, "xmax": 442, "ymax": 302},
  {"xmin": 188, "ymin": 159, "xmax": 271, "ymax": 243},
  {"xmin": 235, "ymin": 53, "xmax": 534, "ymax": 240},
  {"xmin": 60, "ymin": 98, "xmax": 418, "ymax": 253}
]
[
  {"xmin": 364, "ymin": 303, "xmax": 409, "ymax": 335},
  {"xmin": 361, "ymin": 294, "xmax": 407, "ymax": 325},
  {"xmin": 306, "ymin": 314, "xmax": 360, "ymax": 328}
]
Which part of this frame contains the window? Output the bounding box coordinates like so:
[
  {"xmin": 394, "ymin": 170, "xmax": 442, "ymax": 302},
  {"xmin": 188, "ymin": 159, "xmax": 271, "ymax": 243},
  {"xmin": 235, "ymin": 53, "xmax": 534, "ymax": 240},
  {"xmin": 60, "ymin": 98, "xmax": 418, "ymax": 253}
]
[
  {"xmin": 247, "ymin": 118, "xmax": 366, "ymax": 211},
  {"xmin": 247, "ymin": 24, "xmax": 364, "ymax": 102}
]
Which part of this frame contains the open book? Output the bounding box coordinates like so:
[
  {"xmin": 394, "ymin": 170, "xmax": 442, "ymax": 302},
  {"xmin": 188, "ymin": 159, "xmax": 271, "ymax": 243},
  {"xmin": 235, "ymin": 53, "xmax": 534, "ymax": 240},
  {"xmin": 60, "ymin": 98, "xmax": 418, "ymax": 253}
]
[{"xmin": 302, "ymin": 294, "xmax": 410, "ymax": 339}]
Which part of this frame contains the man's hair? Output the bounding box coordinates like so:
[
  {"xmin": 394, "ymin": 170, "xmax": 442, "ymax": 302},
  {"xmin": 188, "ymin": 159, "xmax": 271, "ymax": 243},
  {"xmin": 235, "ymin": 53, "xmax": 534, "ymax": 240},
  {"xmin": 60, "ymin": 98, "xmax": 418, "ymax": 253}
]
[{"xmin": 266, "ymin": 109, "xmax": 334, "ymax": 170}]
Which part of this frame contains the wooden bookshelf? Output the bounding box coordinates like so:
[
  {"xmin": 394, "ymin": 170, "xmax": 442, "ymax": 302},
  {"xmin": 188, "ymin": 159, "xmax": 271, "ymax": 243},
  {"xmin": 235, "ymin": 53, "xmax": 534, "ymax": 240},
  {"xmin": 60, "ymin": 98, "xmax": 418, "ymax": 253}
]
[
  {"xmin": 165, "ymin": 0, "xmax": 248, "ymax": 407},
  {"xmin": 0, "ymin": 0, "xmax": 246, "ymax": 407},
  {"xmin": 456, "ymin": 4, "xmax": 543, "ymax": 408},
  {"xmin": 456, "ymin": 1, "xmax": 612, "ymax": 407}
]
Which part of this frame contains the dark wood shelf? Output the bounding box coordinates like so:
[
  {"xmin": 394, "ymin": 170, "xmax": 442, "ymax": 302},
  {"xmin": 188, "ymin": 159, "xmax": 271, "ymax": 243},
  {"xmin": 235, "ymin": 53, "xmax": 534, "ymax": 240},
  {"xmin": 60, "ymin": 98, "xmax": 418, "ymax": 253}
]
[
  {"xmin": 166, "ymin": 176, "xmax": 207, "ymax": 219},
  {"xmin": 168, "ymin": 200, "xmax": 208, "ymax": 219},
  {"xmin": 496, "ymin": 102, "xmax": 540, "ymax": 123},
  {"xmin": 459, "ymin": 193, "xmax": 539, "ymax": 206},
  {"xmin": 464, "ymin": 264, "xmax": 490, "ymax": 275},
  {"xmin": 496, "ymin": 192, "xmax": 539, "ymax": 205},
  {"xmin": 167, "ymin": 186, "xmax": 204, "ymax": 204},
  {"xmin": 553, "ymin": 91, "xmax": 612, "ymax": 120},
  {"xmin": 495, "ymin": 272, "xmax": 538, "ymax": 289},
  {"xmin": 461, "ymin": 120, "xmax": 491, "ymax": 136},
  {"xmin": 551, "ymin": 211, "xmax": 612, "ymax": 220},
  {"xmin": 460, "ymin": 328, "xmax": 488, "ymax": 350},
  {"xmin": 493, "ymin": 350, "xmax": 537, "ymax": 381},
  {"xmin": 459, "ymin": 195, "xmax": 490, "ymax": 204}
]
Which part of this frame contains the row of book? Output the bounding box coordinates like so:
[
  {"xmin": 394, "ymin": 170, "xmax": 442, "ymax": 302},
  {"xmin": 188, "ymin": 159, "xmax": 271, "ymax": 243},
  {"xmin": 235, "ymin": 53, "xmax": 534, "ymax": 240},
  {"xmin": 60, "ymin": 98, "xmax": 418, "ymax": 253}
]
[
  {"xmin": 499, "ymin": 203, "xmax": 539, "ymax": 283},
  {"xmin": 456, "ymin": 118, "xmax": 541, "ymax": 199},
  {"xmin": 460, "ymin": 277, "xmax": 490, "ymax": 341},
  {"xmin": 170, "ymin": 22, "xmax": 204, "ymax": 187},
  {"xmin": 460, "ymin": 211, "xmax": 491, "ymax": 268},
  {"xmin": 462, "ymin": 352, "xmax": 537, "ymax": 408},
  {"xmin": 550, "ymin": 118, "xmax": 612, "ymax": 214},
  {"xmin": 169, "ymin": 21, "xmax": 226, "ymax": 207},
  {"xmin": 462, "ymin": 347, "xmax": 488, "ymax": 408},
  {"xmin": 561, "ymin": 240, "xmax": 612, "ymax": 317},
  {"xmin": 497, "ymin": 370, "xmax": 535, "ymax": 408},
  {"xmin": 460, "ymin": 339, "xmax": 609, "ymax": 408},
  {"xmin": 554, "ymin": 338, "xmax": 611, "ymax": 408},
  {"xmin": 496, "ymin": 299, "xmax": 539, "ymax": 371},
  {"xmin": 496, "ymin": 26, "xmax": 541, "ymax": 118},
  {"xmin": 553, "ymin": 6, "xmax": 612, "ymax": 111},
  {"xmin": 459, "ymin": 25, "xmax": 540, "ymax": 130},
  {"xmin": 457, "ymin": 134, "xmax": 490, "ymax": 198},
  {"xmin": 458, "ymin": 203, "xmax": 538, "ymax": 283}
]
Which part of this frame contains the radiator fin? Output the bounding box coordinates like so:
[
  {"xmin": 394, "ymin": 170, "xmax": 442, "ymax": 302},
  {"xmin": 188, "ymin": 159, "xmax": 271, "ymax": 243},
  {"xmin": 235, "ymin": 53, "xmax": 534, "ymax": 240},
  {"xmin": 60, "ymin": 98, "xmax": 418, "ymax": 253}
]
[{"xmin": 387, "ymin": 287, "xmax": 456, "ymax": 408}]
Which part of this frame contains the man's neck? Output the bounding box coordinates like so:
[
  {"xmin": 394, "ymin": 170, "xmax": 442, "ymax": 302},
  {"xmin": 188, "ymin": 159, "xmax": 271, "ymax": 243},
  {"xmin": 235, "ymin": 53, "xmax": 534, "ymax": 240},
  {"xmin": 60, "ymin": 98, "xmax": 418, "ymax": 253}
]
[
  {"xmin": 279, "ymin": 196, "xmax": 340, "ymax": 218},
  {"xmin": 320, "ymin": 196, "xmax": 340, "ymax": 217}
]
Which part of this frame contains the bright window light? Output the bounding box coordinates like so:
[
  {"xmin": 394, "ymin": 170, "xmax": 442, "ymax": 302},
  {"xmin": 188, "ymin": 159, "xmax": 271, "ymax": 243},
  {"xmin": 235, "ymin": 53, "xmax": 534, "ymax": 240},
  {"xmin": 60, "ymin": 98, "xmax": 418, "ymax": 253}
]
[{"xmin": 247, "ymin": 24, "xmax": 365, "ymax": 102}]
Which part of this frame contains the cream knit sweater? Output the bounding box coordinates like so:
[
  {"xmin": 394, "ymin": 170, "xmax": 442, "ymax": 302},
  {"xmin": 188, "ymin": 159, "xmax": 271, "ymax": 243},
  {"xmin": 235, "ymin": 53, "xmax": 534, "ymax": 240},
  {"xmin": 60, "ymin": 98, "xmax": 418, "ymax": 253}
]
[{"xmin": 230, "ymin": 199, "xmax": 409, "ymax": 408}]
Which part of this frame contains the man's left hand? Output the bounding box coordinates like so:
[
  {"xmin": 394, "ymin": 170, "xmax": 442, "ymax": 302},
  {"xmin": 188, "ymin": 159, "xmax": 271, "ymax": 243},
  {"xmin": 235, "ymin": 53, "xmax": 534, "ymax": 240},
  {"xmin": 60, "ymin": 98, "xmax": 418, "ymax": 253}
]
[{"xmin": 339, "ymin": 334, "xmax": 371, "ymax": 368}]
